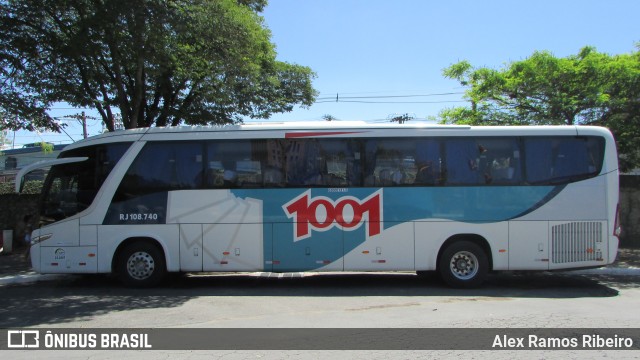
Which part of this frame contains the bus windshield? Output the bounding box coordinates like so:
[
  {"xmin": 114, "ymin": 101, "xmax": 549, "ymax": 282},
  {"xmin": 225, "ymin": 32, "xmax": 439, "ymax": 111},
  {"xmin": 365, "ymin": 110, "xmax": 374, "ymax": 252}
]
[{"xmin": 40, "ymin": 142, "xmax": 131, "ymax": 224}]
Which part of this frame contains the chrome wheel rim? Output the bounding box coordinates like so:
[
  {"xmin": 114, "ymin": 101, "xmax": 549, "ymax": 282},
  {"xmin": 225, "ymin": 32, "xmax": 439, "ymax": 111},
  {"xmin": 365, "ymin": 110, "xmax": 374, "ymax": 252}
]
[
  {"xmin": 126, "ymin": 251, "xmax": 155, "ymax": 280},
  {"xmin": 449, "ymin": 251, "xmax": 479, "ymax": 280}
]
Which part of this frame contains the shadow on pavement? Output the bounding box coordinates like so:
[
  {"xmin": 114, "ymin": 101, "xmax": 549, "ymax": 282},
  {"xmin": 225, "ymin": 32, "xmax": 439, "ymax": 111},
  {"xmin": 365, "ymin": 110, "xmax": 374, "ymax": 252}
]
[
  {"xmin": 0, "ymin": 270, "xmax": 630, "ymax": 328},
  {"xmin": 3, "ymin": 248, "xmax": 640, "ymax": 328}
]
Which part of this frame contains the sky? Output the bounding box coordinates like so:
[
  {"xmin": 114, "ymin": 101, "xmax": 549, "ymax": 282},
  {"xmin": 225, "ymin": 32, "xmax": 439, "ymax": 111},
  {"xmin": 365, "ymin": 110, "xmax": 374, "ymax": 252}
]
[{"xmin": 4, "ymin": 0, "xmax": 639, "ymax": 148}]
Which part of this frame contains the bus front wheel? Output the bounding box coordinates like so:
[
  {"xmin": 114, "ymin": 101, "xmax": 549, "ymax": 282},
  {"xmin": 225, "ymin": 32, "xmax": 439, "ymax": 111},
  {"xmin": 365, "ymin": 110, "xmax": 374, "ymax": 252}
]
[
  {"xmin": 438, "ymin": 241, "xmax": 488, "ymax": 288},
  {"xmin": 116, "ymin": 242, "xmax": 166, "ymax": 287}
]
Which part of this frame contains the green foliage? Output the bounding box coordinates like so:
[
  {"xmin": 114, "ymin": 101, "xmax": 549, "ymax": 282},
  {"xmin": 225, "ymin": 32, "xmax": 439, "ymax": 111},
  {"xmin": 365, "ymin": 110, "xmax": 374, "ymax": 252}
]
[
  {"xmin": 0, "ymin": 0, "xmax": 317, "ymax": 132},
  {"xmin": 39, "ymin": 141, "xmax": 53, "ymax": 154},
  {"xmin": 440, "ymin": 46, "xmax": 640, "ymax": 171},
  {"xmin": 0, "ymin": 180, "xmax": 42, "ymax": 195}
]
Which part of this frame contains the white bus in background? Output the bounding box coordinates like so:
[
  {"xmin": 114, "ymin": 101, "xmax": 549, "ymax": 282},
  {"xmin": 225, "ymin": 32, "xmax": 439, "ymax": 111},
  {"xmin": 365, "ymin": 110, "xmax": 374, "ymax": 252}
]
[{"xmin": 16, "ymin": 123, "xmax": 621, "ymax": 288}]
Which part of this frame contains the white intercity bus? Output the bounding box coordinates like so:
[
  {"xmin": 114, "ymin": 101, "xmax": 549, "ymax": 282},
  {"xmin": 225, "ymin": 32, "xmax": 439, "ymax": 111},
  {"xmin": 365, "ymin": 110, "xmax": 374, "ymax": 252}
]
[{"xmin": 16, "ymin": 122, "xmax": 621, "ymax": 287}]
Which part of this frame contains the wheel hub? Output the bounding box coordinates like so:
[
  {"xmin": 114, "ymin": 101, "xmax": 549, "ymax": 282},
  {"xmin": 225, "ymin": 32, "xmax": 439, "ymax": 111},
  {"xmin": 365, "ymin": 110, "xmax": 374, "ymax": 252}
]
[
  {"xmin": 450, "ymin": 251, "xmax": 478, "ymax": 280},
  {"xmin": 127, "ymin": 251, "xmax": 155, "ymax": 280},
  {"xmin": 455, "ymin": 258, "xmax": 469, "ymax": 271}
]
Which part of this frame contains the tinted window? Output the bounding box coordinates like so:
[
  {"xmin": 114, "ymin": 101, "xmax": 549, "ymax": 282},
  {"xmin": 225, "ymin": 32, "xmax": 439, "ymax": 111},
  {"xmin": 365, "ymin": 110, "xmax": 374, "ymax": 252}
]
[
  {"xmin": 445, "ymin": 139, "xmax": 483, "ymax": 185},
  {"xmin": 104, "ymin": 134, "xmax": 606, "ymax": 222},
  {"xmin": 61, "ymin": 142, "xmax": 131, "ymax": 190},
  {"xmin": 107, "ymin": 142, "xmax": 202, "ymax": 224},
  {"xmin": 284, "ymin": 139, "xmax": 361, "ymax": 187},
  {"xmin": 524, "ymin": 137, "xmax": 604, "ymax": 185},
  {"xmin": 118, "ymin": 142, "xmax": 203, "ymax": 193},
  {"xmin": 41, "ymin": 142, "xmax": 130, "ymax": 223},
  {"xmin": 476, "ymin": 138, "xmax": 522, "ymax": 185},
  {"xmin": 364, "ymin": 138, "xmax": 419, "ymax": 186},
  {"xmin": 415, "ymin": 139, "xmax": 444, "ymax": 185},
  {"xmin": 207, "ymin": 140, "xmax": 265, "ymax": 188}
]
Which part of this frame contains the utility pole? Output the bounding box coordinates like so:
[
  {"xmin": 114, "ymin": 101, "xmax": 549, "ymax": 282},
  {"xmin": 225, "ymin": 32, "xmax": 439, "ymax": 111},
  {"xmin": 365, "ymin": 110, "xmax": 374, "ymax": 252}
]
[
  {"xmin": 13, "ymin": 115, "xmax": 17, "ymax": 148},
  {"xmin": 389, "ymin": 113, "xmax": 414, "ymax": 124},
  {"xmin": 82, "ymin": 111, "xmax": 88, "ymax": 139}
]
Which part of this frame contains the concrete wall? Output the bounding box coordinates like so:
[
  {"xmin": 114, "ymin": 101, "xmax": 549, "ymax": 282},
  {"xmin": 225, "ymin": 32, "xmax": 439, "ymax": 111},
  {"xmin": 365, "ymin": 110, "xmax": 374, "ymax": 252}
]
[
  {"xmin": 0, "ymin": 194, "xmax": 39, "ymax": 248},
  {"xmin": 620, "ymin": 176, "xmax": 640, "ymax": 248}
]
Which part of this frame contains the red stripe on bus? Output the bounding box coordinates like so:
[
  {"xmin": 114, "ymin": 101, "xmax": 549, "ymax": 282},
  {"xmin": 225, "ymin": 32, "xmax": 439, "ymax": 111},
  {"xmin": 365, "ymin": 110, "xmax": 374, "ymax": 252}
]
[{"xmin": 285, "ymin": 131, "xmax": 364, "ymax": 138}]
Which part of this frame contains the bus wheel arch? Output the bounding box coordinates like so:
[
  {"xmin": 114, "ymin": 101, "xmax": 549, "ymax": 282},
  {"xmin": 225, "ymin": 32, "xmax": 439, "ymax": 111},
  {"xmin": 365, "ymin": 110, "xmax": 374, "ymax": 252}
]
[
  {"xmin": 113, "ymin": 237, "xmax": 167, "ymax": 287},
  {"xmin": 437, "ymin": 234, "xmax": 492, "ymax": 288}
]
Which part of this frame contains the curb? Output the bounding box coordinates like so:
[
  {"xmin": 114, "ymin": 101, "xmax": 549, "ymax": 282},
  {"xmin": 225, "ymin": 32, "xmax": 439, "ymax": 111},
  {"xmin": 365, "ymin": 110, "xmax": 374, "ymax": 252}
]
[
  {"xmin": 0, "ymin": 273, "xmax": 69, "ymax": 286},
  {"xmin": 571, "ymin": 267, "xmax": 640, "ymax": 276},
  {"xmin": 0, "ymin": 267, "xmax": 638, "ymax": 287}
]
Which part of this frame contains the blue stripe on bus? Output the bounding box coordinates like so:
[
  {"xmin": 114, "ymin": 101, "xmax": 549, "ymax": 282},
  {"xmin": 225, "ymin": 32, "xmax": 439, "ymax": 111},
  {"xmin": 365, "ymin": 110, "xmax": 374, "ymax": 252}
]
[{"xmin": 231, "ymin": 186, "xmax": 559, "ymax": 271}]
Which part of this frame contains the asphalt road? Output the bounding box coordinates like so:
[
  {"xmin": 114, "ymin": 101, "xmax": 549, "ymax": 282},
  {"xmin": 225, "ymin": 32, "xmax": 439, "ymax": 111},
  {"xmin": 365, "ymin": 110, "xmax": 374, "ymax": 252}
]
[{"xmin": 1, "ymin": 252, "xmax": 640, "ymax": 359}]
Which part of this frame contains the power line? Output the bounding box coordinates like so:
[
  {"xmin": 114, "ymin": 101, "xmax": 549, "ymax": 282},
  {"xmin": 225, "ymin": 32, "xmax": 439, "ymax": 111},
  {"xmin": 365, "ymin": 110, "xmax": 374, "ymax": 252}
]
[
  {"xmin": 315, "ymin": 100, "xmax": 468, "ymax": 104},
  {"xmin": 315, "ymin": 92, "xmax": 464, "ymax": 101},
  {"xmin": 316, "ymin": 88, "xmax": 466, "ymax": 96}
]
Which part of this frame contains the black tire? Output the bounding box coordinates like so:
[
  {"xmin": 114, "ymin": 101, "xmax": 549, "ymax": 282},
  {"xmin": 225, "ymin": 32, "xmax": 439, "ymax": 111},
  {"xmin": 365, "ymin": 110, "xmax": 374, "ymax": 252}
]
[
  {"xmin": 438, "ymin": 240, "xmax": 488, "ymax": 288},
  {"xmin": 116, "ymin": 242, "xmax": 166, "ymax": 287}
]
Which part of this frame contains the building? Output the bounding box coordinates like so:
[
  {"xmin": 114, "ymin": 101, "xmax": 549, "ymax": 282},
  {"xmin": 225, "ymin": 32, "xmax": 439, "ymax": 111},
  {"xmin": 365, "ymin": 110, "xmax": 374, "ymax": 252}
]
[{"xmin": 0, "ymin": 144, "xmax": 67, "ymax": 183}]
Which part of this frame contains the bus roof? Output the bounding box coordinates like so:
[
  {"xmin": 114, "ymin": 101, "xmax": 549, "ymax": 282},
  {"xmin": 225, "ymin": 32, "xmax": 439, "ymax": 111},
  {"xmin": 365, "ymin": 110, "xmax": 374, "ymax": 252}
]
[{"xmin": 59, "ymin": 122, "xmax": 613, "ymax": 152}]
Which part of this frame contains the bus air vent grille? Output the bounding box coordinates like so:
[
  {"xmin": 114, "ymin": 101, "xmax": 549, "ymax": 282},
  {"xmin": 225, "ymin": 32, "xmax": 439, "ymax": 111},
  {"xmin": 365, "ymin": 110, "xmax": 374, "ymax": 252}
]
[{"xmin": 551, "ymin": 222, "xmax": 602, "ymax": 264}]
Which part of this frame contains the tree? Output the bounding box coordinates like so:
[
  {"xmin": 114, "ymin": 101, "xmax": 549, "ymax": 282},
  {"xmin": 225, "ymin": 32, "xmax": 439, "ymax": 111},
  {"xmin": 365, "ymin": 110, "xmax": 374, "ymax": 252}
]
[
  {"xmin": 0, "ymin": 0, "xmax": 317, "ymax": 132},
  {"xmin": 440, "ymin": 46, "xmax": 640, "ymax": 171}
]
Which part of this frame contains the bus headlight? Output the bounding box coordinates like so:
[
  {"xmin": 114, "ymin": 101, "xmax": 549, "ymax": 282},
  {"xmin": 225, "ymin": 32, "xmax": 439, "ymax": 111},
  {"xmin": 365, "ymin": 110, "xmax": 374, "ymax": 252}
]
[{"xmin": 31, "ymin": 233, "xmax": 53, "ymax": 245}]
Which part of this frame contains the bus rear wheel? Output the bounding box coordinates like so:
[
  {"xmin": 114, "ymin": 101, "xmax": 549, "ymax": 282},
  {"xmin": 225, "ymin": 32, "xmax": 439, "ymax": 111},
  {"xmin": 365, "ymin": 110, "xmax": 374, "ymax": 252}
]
[
  {"xmin": 116, "ymin": 242, "xmax": 166, "ymax": 287},
  {"xmin": 438, "ymin": 241, "xmax": 488, "ymax": 288}
]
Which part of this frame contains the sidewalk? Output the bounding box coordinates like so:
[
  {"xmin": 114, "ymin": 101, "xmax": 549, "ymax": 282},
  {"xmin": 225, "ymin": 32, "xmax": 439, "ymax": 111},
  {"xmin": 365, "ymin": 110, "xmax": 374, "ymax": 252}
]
[
  {"xmin": 0, "ymin": 249, "xmax": 33, "ymax": 277},
  {"xmin": 616, "ymin": 248, "xmax": 640, "ymax": 268},
  {"xmin": 0, "ymin": 248, "xmax": 70, "ymax": 286},
  {"xmin": 1, "ymin": 246, "xmax": 639, "ymax": 278}
]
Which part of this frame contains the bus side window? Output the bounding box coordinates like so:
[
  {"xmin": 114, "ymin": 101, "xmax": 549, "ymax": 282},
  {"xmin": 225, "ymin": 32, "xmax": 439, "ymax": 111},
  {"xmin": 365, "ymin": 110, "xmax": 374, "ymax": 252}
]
[
  {"xmin": 121, "ymin": 143, "xmax": 202, "ymax": 191},
  {"xmin": 585, "ymin": 137, "xmax": 605, "ymax": 174},
  {"xmin": 264, "ymin": 140, "xmax": 286, "ymax": 187},
  {"xmin": 524, "ymin": 137, "xmax": 604, "ymax": 185},
  {"xmin": 206, "ymin": 142, "xmax": 229, "ymax": 188},
  {"xmin": 363, "ymin": 139, "xmax": 378, "ymax": 186},
  {"xmin": 445, "ymin": 139, "xmax": 481, "ymax": 185},
  {"xmin": 415, "ymin": 140, "xmax": 441, "ymax": 185},
  {"xmin": 172, "ymin": 144, "xmax": 203, "ymax": 189},
  {"xmin": 207, "ymin": 142, "xmax": 241, "ymax": 188},
  {"xmin": 302, "ymin": 140, "xmax": 324, "ymax": 186},
  {"xmin": 553, "ymin": 139, "xmax": 590, "ymax": 179},
  {"xmin": 206, "ymin": 140, "xmax": 266, "ymax": 189},
  {"xmin": 283, "ymin": 140, "xmax": 307, "ymax": 186},
  {"xmin": 108, "ymin": 142, "xmax": 196, "ymax": 224},
  {"xmin": 524, "ymin": 138, "xmax": 554, "ymax": 184},
  {"xmin": 366, "ymin": 139, "xmax": 418, "ymax": 186},
  {"xmin": 317, "ymin": 139, "xmax": 357, "ymax": 187},
  {"xmin": 479, "ymin": 139, "xmax": 521, "ymax": 185}
]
